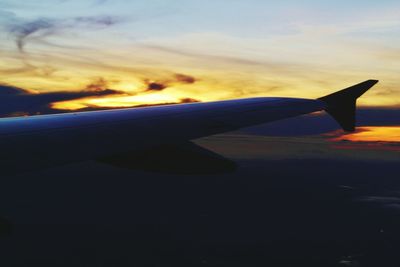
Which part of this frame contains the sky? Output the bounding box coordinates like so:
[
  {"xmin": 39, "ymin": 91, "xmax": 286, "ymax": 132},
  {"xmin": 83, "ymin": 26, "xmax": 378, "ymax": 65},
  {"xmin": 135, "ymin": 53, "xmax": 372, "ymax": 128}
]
[{"xmin": 0, "ymin": 0, "xmax": 400, "ymax": 110}]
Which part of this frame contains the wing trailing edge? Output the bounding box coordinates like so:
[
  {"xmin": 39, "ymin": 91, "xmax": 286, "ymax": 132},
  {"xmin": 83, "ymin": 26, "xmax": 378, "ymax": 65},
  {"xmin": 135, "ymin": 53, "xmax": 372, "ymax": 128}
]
[{"xmin": 318, "ymin": 80, "xmax": 379, "ymax": 132}]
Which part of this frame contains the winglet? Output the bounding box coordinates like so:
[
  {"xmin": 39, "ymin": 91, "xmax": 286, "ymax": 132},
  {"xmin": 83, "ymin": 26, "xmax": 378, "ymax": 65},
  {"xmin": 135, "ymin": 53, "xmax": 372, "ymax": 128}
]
[{"xmin": 318, "ymin": 80, "xmax": 379, "ymax": 132}]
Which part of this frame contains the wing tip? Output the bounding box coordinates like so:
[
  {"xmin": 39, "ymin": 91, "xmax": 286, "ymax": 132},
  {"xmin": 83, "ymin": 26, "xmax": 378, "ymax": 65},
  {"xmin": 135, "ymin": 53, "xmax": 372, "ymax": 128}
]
[{"xmin": 319, "ymin": 80, "xmax": 379, "ymax": 132}]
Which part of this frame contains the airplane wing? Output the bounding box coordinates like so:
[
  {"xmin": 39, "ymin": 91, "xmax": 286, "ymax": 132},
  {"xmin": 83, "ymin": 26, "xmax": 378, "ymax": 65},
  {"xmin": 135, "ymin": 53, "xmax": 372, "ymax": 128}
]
[{"xmin": 0, "ymin": 80, "xmax": 378, "ymax": 174}]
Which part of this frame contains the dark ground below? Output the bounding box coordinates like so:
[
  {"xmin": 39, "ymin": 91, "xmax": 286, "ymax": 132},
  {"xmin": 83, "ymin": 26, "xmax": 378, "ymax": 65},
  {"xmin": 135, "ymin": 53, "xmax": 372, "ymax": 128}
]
[{"xmin": 1, "ymin": 150, "xmax": 400, "ymax": 266}]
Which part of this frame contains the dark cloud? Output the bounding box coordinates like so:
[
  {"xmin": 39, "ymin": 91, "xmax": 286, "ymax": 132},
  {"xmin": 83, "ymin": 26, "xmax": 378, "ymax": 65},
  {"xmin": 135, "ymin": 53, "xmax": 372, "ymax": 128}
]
[
  {"xmin": 0, "ymin": 84, "xmax": 26, "ymax": 95},
  {"xmin": 85, "ymin": 77, "xmax": 110, "ymax": 91},
  {"xmin": 0, "ymin": 83, "xmax": 123, "ymax": 117},
  {"xmin": 145, "ymin": 81, "xmax": 167, "ymax": 91},
  {"xmin": 74, "ymin": 16, "xmax": 120, "ymax": 27},
  {"xmin": 7, "ymin": 15, "xmax": 121, "ymax": 53},
  {"xmin": 175, "ymin": 74, "xmax": 196, "ymax": 84},
  {"xmin": 144, "ymin": 73, "xmax": 197, "ymax": 92},
  {"xmin": 9, "ymin": 18, "xmax": 54, "ymax": 53},
  {"xmin": 0, "ymin": 82, "xmax": 200, "ymax": 117},
  {"xmin": 180, "ymin": 98, "xmax": 199, "ymax": 103}
]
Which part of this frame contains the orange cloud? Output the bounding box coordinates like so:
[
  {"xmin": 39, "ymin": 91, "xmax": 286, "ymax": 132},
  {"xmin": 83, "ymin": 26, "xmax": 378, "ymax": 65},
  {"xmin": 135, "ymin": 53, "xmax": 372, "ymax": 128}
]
[
  {"xmin": 328, "ymin": 126, "xmax": 400, "ymax": 152},
  {"xmin": 332, "ymin": 126, "xmax": 400, "ymax": 143}
]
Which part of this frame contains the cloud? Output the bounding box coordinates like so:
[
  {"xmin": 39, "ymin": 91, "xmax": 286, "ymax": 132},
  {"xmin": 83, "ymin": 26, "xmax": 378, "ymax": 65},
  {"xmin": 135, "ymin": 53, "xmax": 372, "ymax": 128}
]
[
  {"xmin": 74, "ymin": 16, "xmax": 120, "ymax": 27},
  {"xmin": 175, "ymin": 73, "xmax": 196, "ymax": 84},
  {"xmin": 1, "ymin": 14, "xmax": 123, "ymax": 85},
  {"xmin": 144, "ymin": 73, "xmax": 197, "ymax": 91},
  {"xmin": 143, "ymin": 44, "xmax": 267, "ymax": 67},
  {"xmin": 0, "ymin": 9, "xmax": 17, "ymax": 25},
  {"xmin": 0, "ymin": 62, "xmax": 58, "ymax": 79},
  {"xmin": 0, "ymin": 84, "xmax": 27, "ymax": 95},
  {"xmin": 7, "ymin": 15, "xmax": 122, "ymax": 53},
  {"xmin": 180, "ymin": 98, "xmax": 199, "ymax": 103},
  {"xmin": 9, "ymin": 18, "xmax": 54, "ymax": 53},
  {"xmin": 145, "ymin": 80, "xmax": 167, "ymax": 91},
  {"xmin": 85, "ymin": 77, "xmax": 111, "ymax": 91},
  {"xmin": 0, "ymin": 83, "xmax": 123, "ymax": 117},
  {"xmin": 93, "ymin": 0, "xmax": 108, "ymax": 5}
]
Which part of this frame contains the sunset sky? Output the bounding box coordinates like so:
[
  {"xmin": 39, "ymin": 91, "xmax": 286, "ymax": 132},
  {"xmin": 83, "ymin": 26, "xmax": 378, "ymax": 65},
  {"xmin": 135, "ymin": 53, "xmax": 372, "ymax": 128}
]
[{"xmin": 0, "ymin": 0, "xmax": 399, "ymax": 110}]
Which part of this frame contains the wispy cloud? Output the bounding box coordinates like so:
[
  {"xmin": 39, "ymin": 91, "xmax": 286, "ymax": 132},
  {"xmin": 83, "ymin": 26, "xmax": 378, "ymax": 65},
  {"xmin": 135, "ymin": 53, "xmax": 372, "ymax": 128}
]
[
  {"xmin": 7, "ymin": 15, "xmax": 121, "ymax": 53},
  {"xmin": 9, "ymin": 18, "xmax": 54, "ymax": 53}
]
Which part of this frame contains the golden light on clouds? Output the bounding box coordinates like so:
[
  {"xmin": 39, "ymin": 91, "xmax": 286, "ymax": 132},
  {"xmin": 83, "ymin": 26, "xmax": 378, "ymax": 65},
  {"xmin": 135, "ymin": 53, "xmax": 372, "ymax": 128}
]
[
  {"xmin": 51, "ymin": 90, "xmax": 194, "ymax": 110},
  {"xmin": 333, "ymin": 126, "xmax": 400, "ymax": 143},
  {"xmin": 1, "ymin": 31, "xmax": 399, "ymax": 110}
]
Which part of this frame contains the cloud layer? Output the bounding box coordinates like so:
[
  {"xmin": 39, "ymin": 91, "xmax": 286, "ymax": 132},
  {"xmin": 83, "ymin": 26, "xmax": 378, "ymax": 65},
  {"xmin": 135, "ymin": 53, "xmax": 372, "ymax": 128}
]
[{"xmin": 0, "ymin": 1, "xmax": 399, "ymax": 109}]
